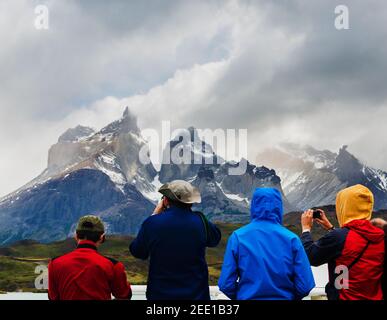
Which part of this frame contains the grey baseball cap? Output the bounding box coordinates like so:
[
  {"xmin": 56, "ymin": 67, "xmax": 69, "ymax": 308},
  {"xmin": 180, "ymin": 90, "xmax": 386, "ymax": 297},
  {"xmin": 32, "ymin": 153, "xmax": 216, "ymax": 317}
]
[{"xmin": 158, "ymin": 180, "xmax": 201, "ymax": 204}]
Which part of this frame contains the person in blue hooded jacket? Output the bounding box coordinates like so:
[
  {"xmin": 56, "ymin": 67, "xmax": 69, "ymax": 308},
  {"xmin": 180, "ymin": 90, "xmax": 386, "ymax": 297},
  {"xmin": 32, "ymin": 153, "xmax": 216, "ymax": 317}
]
[{"xmin": 218, "ymin": 188, "xmax": 315, "ymax": 300}]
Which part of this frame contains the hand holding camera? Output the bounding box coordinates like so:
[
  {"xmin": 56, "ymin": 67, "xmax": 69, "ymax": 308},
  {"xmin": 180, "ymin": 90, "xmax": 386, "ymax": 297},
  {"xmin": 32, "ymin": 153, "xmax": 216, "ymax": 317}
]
[{"xmin": 301, "ymin": 208, "xmax": 334, "ymax": 232}]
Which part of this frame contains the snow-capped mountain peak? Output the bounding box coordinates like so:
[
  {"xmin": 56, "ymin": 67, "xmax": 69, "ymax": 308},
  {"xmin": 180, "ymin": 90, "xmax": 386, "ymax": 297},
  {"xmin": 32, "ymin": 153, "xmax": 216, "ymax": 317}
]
[{"xmin": 99, "ymin": 106, "xmax": 139, "ymax": 136}]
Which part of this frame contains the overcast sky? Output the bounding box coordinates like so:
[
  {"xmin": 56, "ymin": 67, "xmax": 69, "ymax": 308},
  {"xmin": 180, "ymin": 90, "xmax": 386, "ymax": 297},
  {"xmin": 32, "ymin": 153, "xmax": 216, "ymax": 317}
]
[{"xmin": 1, "ymin": 0, "xmax": 387, "ymax": 197}]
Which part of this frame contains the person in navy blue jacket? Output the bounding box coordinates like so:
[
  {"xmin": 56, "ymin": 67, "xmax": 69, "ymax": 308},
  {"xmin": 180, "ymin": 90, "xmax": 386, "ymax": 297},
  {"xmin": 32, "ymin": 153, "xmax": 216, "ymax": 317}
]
[
  {"xmin": 130, "ymin": 180, "xmax": 221, "ymax": 300},
  {"xmin": 218, "ymin": 187, "xmax": 315, "ymax": 300}
]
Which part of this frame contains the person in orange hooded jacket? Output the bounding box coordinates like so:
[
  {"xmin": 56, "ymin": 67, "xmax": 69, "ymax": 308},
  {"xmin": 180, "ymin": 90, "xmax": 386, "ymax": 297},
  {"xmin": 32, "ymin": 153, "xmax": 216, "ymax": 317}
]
[{"xmin": 301, "ymin": 184, "xmax": 385, "ymax": 300}]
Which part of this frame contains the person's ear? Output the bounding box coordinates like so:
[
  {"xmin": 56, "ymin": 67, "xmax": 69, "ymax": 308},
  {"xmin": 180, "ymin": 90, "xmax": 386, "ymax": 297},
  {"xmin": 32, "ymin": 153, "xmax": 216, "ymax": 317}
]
[
  {"xmin": 163, "ymin": 197, "xmax": 169, "ymax": 208},
  {"xmin": 74, "ymin": 233, "xmax": 79, "ymax": 242},
  {"xmin": 100, "ymin": 233, "xmax": 106, "ymax": 244}
]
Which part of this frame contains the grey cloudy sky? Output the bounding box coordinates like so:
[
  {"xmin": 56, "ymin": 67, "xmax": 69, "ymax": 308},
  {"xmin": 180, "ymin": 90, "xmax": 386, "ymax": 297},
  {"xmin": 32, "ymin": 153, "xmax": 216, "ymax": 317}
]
[{"xmin": 1, "ymin": 0, "xmax": 387, "ymax": 197}]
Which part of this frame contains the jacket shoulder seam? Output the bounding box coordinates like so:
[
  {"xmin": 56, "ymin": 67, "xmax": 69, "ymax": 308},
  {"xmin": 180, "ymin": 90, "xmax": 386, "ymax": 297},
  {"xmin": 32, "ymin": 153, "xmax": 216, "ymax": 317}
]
[
  {"xmin": 101, "ymin": 255, "xmax": 119, "ymax": 265},
  {"xmin": 50, "ymin": 252, "xmax": 70, "ymax": 262}
]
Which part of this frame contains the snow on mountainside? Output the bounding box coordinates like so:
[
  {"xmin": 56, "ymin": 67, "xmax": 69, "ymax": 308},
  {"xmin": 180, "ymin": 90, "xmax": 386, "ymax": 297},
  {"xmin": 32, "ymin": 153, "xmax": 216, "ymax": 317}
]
[{"xmin": 257, "ymin": 144, "xmax": 387, "ymax": 210}]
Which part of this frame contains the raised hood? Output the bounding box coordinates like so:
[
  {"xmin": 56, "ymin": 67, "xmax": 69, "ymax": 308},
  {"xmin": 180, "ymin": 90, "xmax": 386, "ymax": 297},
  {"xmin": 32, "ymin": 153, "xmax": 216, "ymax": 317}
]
[
  {"xmin": 250, "ymin": 188, "xmax": 283, "ymax": 224},
  {"xmin": 336, "ymin": 184, "xmax": 373, "ymax": 227}
]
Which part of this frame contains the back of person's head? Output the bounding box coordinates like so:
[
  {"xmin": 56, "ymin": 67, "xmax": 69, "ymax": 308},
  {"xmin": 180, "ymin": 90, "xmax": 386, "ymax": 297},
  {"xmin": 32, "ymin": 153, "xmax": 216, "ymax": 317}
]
[
  {"xmin": 336, "ymin": 184, "xmax": 374, "ymax": 227},
  {"xmin": 250, "ymin": 187, "xmax": 283, "ymax": 224},
  {"xmin": 165, "ymin": 197, "xmax": 193, "ymax": 209},
  {"xmin": 75, "ymin": 215, "xmax": 105, "ymax": 243},
  {"xmin": 371, "ymin": 218, "xmax": 387, "ymax": 232},
  {"xmin": 158, "ymin": 180, "xmax": 201, "ymax": 209}
]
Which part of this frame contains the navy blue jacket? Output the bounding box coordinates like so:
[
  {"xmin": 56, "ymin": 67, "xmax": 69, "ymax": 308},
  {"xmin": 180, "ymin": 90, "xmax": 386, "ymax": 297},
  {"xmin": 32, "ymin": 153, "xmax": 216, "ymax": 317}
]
[
  {"xmin": 301, "ymin": 229, "xmax": 348, "ymax": 300},
  {"xmin": 129, "ymin": 206, "xmax": 221, "ymax": 300}
]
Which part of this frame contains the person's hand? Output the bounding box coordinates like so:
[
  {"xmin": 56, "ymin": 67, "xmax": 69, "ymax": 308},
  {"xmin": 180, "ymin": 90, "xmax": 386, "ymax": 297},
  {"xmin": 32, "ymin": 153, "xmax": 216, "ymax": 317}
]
[
  {"xmin": 301, "ymin": 209, "xmax": 314, "ymax": 232},
  {"xmin": 371, "ymin": 218, "xmax": 387, "ymax": 229},
  {"xmin": 314, "ymin": 209, "xmax": 334, "ymax": 231},
  {"xmin": 153, "ymin": 199, "xmax": 167, "ymax": 215}
]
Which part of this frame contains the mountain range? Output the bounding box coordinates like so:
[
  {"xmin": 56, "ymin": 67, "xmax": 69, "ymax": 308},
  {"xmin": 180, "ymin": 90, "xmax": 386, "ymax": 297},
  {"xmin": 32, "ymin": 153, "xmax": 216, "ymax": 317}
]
[{"xmin": 1, "ymin": 108, "xmax": 387, "ymax": 244}]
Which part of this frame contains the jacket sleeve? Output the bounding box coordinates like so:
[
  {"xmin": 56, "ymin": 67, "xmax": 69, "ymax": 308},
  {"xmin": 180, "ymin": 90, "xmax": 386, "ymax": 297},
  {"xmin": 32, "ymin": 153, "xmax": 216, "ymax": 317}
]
[
  {"xmin": 129, "ymin": 218, "xmax": 151, "ymax": 260},
  {"xmin": 301, "ymin": 229, "xmax": 346, "ymax": 267},
  {"xmin": 48, "ymin": 260, "xmax": 59, "ymax": 300},
  {"xmin": 206, "ymin": 220, "xmax": 222, "ymax": 248},
  {"xmin": 292, "ymin": 237, "xmax": 316, "ymax": 300},
  {"xmin": 218, "ymin": 232, "xmax": 239, "ymax": 300},
  {"xmin": 111, "ymin": 262, "xmax": 132, "ymax": 300}
]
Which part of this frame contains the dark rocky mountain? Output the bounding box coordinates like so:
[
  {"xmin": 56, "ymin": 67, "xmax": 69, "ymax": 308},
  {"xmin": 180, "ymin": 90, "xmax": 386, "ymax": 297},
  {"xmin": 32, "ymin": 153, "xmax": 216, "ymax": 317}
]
[
  {"xmin": 257, "ymin": 144, "xmax": 387, "ymax": 211},
  {"xmin": 158, "ymin": 127, "xmax": 293, "ymax": 220},
  {"xmin": 333, "ymin": 146, "xmax": 387, "ymax": 210}
]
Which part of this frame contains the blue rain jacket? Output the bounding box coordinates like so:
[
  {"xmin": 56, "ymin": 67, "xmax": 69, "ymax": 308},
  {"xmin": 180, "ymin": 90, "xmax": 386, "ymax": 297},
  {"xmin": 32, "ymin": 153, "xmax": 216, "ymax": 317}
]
[{"xmin": 218, "ymin": 188, "xmax": 315, "ymax": 300}]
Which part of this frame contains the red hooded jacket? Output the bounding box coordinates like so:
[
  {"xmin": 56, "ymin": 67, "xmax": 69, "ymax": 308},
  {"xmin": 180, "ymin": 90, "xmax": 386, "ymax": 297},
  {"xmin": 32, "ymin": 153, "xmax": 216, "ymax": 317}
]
[
  {"xmin": 336, "ymin": 220, "xmax": 385, "ymax": 300},
  {"xmin": 302, "ymin": 220, "xmax": 385, "ymax": 300}
]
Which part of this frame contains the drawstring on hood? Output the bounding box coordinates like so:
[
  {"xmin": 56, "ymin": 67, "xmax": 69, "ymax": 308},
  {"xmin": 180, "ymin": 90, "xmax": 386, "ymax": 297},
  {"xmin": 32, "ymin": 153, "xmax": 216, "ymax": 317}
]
[
  {"xmin": 250, "ymin": 188, "xmax": 283, "ymax": 224},
  {"xmin": 336, "ymin": 184, "xmax": 374, "ymax": 227}
]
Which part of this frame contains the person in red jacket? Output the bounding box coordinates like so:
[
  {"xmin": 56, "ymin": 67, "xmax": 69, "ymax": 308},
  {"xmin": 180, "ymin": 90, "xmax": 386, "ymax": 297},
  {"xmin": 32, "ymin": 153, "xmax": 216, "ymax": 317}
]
[
  {"xmin": 48, "ymin": 215, "xmax": 132, "ymax": 300},
  {"xmin": 301, "ymin": 184, "xmax": 385, "ymax": 300}
]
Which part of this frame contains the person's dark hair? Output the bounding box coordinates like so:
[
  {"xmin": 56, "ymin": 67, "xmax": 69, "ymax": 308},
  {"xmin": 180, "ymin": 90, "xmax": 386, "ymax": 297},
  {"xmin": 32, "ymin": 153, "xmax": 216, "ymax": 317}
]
[
  {"xmin": 76, "ymin": 230, "xmax": 103, "ymax": 243},
  {"xmin": 166, "ymin": 197, "xmax": 192, "ymax": 210}
]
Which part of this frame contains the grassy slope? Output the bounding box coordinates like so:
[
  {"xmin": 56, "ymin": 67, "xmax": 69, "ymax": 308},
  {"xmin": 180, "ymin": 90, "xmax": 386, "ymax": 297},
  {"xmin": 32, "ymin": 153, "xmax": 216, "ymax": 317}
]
[{"xmin": 1, "ymin": 207, "xmax": 387, "ymax": 292}]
